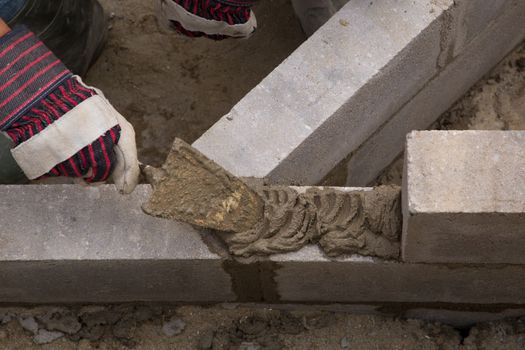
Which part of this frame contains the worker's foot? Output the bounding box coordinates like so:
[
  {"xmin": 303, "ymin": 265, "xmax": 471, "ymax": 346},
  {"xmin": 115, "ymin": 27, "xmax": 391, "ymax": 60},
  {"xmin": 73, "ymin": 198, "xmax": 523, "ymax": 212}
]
[
  {"xmin": 7, "ymin": 0, "xmax": 108, "ymax": 76},
  {"xmin": 155, "ymin": 0, "xmax": 257, "ymax": 40}
]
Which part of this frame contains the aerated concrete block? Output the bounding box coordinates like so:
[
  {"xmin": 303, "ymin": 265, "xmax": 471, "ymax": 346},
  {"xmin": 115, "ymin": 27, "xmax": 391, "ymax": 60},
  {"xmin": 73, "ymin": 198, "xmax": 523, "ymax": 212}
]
[
  {"xmin": 0, "ymin": 185, "xmax": 235, "ymax": 303},
  {"xmin": 194, "ymin": 0, "xmax": 447, "ymax": 184},
  {"xmin": 451, "ymin": 0, "xmax": 509, "ymax": 57},
  {"xmin": 195, "ymin": 0, "xmax": 525, "ymax": 188},
  {"xmin": 272, "ymin": 246, "xmax": 525, "ymax": 305},
  {"xmin": 344, "ymin": 0, "xmax": 525, "ymax": 186},
  {"xmin": 402, "ymin": 131, "xmax": 525, "ymax": 264},
  {"xmin": 3, "ymin": 184, "xmax": 525, "ymax": 314}
]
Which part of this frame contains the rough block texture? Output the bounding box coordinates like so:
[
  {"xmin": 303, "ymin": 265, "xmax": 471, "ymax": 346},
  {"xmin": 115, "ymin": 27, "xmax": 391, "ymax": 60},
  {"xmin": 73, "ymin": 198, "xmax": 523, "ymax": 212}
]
[
  {"xmin": 402, "ymin": 131, "xmax": 525, "ymax": 264},
  {"xmin": 271, "ymin": 246, "xmax": 525, "ymax": 305},
  {"xmin": 194, "ymin": 0, "xmax": 525, "ymax": 187},
  {"xmin": 3, "ymin": 184, "xmax": 525, "ymax": 315},
  {"xmin": 0, "ymin": 185, "xmax": 235, "ymax": 303},
  {"xmin": 451, "ymin": 0, "xmax": 509, "ymax": 56},
  {"xmin": 194, "ymin": 0, "xmax": 447, "ymax": 184},
  {"xmin": 344, "ymin": 0, "xmax": 525, "ymax": 186}
]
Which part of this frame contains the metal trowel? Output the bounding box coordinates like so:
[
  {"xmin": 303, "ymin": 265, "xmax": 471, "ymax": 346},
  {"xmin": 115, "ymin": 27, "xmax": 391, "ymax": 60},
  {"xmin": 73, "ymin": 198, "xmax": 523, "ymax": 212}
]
[{"xmin": 142, "ymin": 138, "xmax": 264, "ymax": 232}]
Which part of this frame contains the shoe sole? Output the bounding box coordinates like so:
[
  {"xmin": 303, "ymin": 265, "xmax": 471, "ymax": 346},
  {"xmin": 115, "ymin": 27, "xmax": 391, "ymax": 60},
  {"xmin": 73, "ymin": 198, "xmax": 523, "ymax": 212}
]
[{"xmin": 155, "ymin": 0, "xmax": 257, "ymax": 38}]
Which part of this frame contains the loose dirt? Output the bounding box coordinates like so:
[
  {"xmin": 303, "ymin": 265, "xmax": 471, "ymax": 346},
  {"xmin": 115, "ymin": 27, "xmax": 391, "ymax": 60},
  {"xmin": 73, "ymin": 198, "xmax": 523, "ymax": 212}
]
[
  {"xmin": 4, "ymin": 305, "xmax": 525, "ymax": 349},
  {"xmin": 86, "ymin": 0, "xmax": 306, "ymax": 167},
  {"xmin": 3, "ymin": 305, "xmax": 525, "ymax": 350}
]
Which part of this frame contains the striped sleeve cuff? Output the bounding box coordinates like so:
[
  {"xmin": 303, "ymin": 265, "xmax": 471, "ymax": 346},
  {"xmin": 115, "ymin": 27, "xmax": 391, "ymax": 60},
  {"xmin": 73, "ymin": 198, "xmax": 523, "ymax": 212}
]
[{"xmin": 0, "ymin": 25, "xmax": 72, "ymax": 130}]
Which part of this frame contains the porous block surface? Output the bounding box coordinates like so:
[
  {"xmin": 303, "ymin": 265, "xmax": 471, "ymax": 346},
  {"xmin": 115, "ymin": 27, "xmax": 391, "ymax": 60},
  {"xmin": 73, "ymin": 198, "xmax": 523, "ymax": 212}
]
[
  {"xmin": 403, "ymin": 131, "xmax": 525, "ymax": 264},
  {"xmin": 0, "ymin": 185, "xmax": 235, "ymax": 303},
  {"xmin": 3, "ymin": 184, "xmax": 525, "ymax": 306},
  {"xmin": 344, "ymin": 0, "xmax": 525, "ymax": 186},
  {"xmin": 193, "ymin": 0, "xmax": 447, "ymax": 185}
]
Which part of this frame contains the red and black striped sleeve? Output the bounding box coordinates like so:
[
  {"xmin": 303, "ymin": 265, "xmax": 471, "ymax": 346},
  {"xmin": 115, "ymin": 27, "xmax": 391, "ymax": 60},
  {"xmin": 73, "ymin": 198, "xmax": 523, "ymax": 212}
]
[{"xmin": 0, "ymin": 25, "xmax": 71, "ymax": 130}]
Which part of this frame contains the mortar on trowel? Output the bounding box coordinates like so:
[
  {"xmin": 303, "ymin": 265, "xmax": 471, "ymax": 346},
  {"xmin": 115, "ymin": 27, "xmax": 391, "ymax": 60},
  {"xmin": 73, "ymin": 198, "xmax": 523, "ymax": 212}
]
[{"xmin": 142, "ymin": 138, "xmax": 265, "ymax": 233}]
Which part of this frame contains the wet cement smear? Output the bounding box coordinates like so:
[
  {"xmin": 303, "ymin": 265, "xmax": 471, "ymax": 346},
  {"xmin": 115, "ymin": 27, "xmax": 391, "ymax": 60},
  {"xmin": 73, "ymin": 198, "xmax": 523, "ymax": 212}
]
[
  {"xmin": 143, "ymin": 140, "xmax": 401, "ymax": 260},
  {"xmin": 308, "ymin": 187, "xmax": 401, "ymax": 259},
  {"xmin": 143, "ymin": 139, "xmax": 264, "ymax": 233},
  {"xmin": 221, "ymin": 187, "xmax": 318, "ymax": 257},
  {"xmin": 221, "ymin": 185, "xmax": 402, "ymax": 259}
]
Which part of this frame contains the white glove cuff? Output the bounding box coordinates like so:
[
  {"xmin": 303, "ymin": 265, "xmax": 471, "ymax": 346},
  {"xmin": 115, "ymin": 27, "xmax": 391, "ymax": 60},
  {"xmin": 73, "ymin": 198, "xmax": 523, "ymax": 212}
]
[{"xmin": 11, "ymin": 94, "xmax": 118, "ymax": 180}]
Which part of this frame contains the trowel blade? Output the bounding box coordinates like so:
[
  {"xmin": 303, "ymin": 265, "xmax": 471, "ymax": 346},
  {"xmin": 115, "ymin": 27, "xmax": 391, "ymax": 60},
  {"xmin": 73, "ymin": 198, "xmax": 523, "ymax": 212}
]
[{"xmin": 142, "ymin": 138, "xmax": 264, "ymax": 232}]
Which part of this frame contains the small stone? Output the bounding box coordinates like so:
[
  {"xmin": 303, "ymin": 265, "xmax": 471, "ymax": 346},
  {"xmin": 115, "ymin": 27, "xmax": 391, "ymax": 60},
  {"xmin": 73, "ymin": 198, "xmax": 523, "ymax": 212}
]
[
  {"xmin": 113, "ymin": 316, "xmax": 137, "ymax": 340},
  {"xmin": 38, "ymin": 309, "xmax": 81, "ymax": 334},
  {"xmin": 340, "ymin": 336, "xmax": 350, "ymax": 348},
  {"xmin": 162, "ymin": 317, "xmax": 186, "ymax": 337},
  {"xmin": 18, "ymin": 316, "xmax": 39, "ymax": 334},
  {"xmin": 74, "ymin": 308, "xmax": 113, "ymax": 341},
  {"xmin": 74, "ymin": 324, "xmax": 106, "ymax": 342},
  {"xmin": 197, "ymin": 329, "xmax": 215, "ymax": 349},
  {"xmin": 33, "ymin": 329, "xmax": 64, "ymax": 345},
  {"xmin": 0, "ymin": 310, "xmax": 15, "ymax": 325},
  {"xmin": 81, "ymin": 310, "xmax": 110, "ymax": 328}
]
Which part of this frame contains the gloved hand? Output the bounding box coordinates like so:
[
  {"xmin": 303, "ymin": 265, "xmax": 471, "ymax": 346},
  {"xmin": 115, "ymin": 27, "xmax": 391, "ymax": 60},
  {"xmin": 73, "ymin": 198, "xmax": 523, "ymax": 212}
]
[
  {"xmin": 0, "ymin": 25, "xmax": 140, "ymax": 193},
  {"xmin": 155, "ymin": 0, "xmax": 258, "ymax": 40}
]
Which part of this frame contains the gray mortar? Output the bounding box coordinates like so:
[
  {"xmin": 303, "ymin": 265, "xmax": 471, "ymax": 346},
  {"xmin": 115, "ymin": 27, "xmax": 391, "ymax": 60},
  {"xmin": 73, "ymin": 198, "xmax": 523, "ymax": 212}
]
[
  {"xmin": 143, "ymin": 140, "xmax": 401, "ymax": 259},
  {"xmin": 218, "ymin": 185, "xmax": 402, "ymax": 259},
  {"xmin": 219, "ymin": 187, "xmax": 318, "ymax": 257},
  {"xmin": 309, "ymin": 186, "xmax": 401, "ymax": 258}
]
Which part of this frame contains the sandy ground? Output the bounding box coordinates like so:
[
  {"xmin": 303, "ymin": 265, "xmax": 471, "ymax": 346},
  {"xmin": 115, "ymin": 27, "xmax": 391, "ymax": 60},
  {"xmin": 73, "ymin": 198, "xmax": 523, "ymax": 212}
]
[
  {"xmin": 376, "ymin": 41, "xmax": 525, "ymax": 186},
  {"xmin": 2, "ymin": 304, "xmax": 525, "ymax": 350},
  {"xmin": 86, "ymin": 0, "xmax": 306, "ymax": 167},
  {"xmin": 3, "ymin": 0, "xmax": 525, "ymax": 349}
]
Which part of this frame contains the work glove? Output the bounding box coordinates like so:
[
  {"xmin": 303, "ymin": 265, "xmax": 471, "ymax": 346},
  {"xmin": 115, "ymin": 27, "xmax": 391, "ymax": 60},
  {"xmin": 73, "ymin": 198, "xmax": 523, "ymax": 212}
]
[
  {"xmin": 0, "ymin": 26, "xmax": 140, "ymax": 193},
  {"xmin": 155, "ymin": 0, "xmax": 258, "ymax": 40}
]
